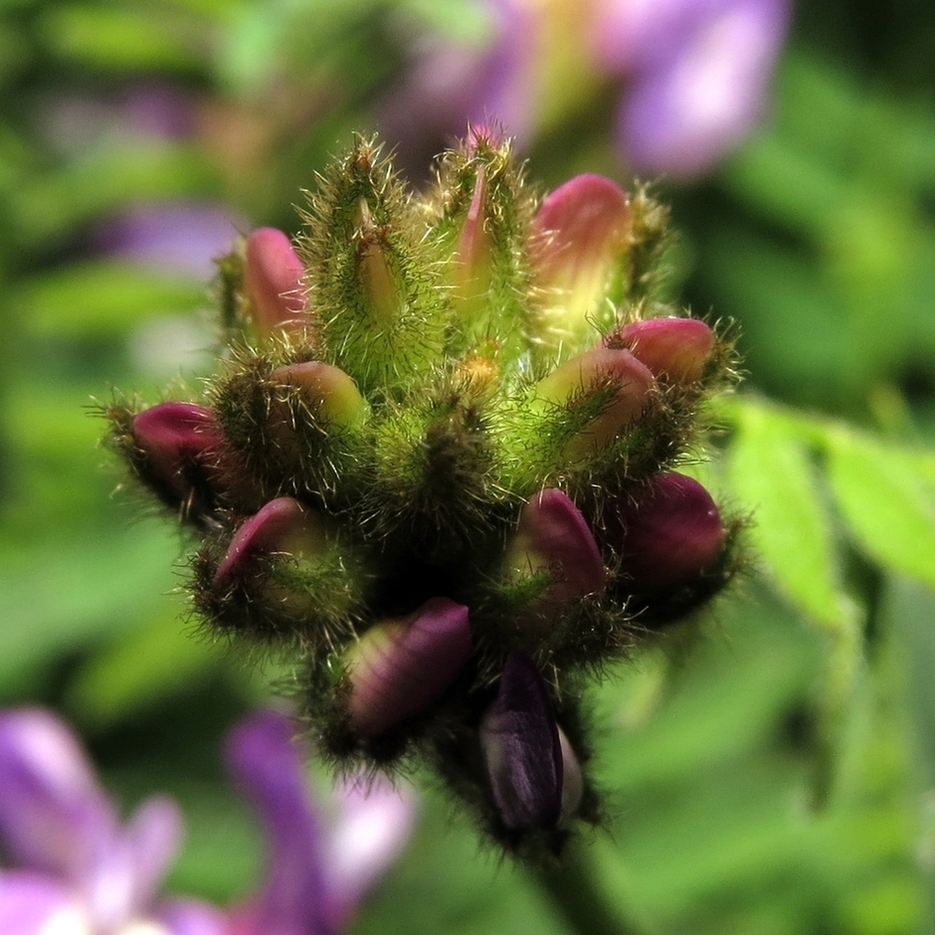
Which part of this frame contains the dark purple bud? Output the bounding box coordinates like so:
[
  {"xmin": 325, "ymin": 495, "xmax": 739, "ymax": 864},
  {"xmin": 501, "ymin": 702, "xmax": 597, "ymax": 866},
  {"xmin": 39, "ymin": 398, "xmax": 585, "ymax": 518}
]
[
  {"xmin": 506, "ymin": 488, "xmax": 606, "ymax": 605},
  {"xmin": 608, "ymin": 472, "xmax": 726, "ymax": 594},
  {"xmin": 605, "ymin": 317, "xmax": 714, "ymax": 385},
  {"xmin": 243, "ymin": 227, "xmax": 309, "ymax": 336},
  {"xmin": 346, "ymin": 598, "xmax": 473, "ymax": 738},
  {"xmin": 480, "ymin": 652, "xmax": 563, "ymax": 831},
  {"xmin": 214, "ymin": 497, "xmax": 324, "ymax": 587},
  {"xmin": 131, "ymin": 402, "xmax": 220, "ymax": 509}
]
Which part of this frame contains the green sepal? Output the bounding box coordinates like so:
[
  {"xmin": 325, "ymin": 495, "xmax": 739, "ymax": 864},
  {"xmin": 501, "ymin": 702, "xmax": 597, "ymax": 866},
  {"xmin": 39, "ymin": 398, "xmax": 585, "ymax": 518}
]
[
  {"xmin": 427, "ymin": 133, "xmax": 537, "ymax": 370},
  {"xmin": 208, "ymin": 347, "xmax": 371, "ymax": 513},
  {"xmin": 298, "ymin": 135, "xmax": 447, "ymax": 399},
  {"xmin": 191, "ymin": 532, "xmax": 364, "ymax": 655}
]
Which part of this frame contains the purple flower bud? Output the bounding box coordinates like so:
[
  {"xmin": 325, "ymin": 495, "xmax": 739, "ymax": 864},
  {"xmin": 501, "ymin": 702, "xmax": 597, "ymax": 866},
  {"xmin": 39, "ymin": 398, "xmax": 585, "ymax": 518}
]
[
  {"xmin": 269, "ymin": 361, "xmax": 366, "ymax": 429},
  {"xmin": 346, "ymin": 598, "xmax": 473, "ymax": 738},
  {"xmin": 506, "ymin": 488, "xmax": 605, "ymax": 605},
  {"xmin": 242, "ymin": 227, "xmax": 309, "ymax": 336},
  {"xmin": 531, "ymin": 174, "xmax": 630, "ymax": 349},
  {"xmin": 605, "ymin": 317, "xmax": 714, "ymax": 385},
  {"xmin": 607, "ymin": 472, "xmax": 725, "ymax": 594},
  {"xmin": 131, "ymin": 402, "xmax": 220, "ymax": 508},
  {"xmin": 480, "ymin": 652, "xmax": 562, "ymax": 831},
  {"xmin": 533, "ymin": 347, "xmax": 655, "ymax": 460},
  {"xmin": 214, "ymin": 497, "xmax": 325, "ymax": 588}
]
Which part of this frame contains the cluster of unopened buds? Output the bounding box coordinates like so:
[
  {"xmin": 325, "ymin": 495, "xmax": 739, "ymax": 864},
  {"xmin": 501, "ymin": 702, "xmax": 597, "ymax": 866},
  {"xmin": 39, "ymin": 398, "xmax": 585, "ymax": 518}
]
[{"xmin": 105, "ymin": 128, "xmax": 741, "ymax": 857}]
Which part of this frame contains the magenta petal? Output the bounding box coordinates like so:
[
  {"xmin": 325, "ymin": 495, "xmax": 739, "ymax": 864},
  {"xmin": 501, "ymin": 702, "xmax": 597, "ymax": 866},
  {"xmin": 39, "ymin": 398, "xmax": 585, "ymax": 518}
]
[
  {"xmin": 131, "ymin": 402, "xmax": 220, "ymax": 504},
  {"xmin": 532, "ymin": 174, "xmax": 630, "ymax": 278},
  {"xmin": 530, "ymin": 174, "xmax": 630, "ymax": 349},
  {"xmin": 516, "ymin": 489, "xmax": 605, "ymax": 602},
  {"xmin": 243, "ymin": 228, "xmax": 309, "ymax": 336},
  {"xmin": 0, "ymin": 872, "xmax": 76, "ymax": 935},
  {"xmin": 480, "ymin": 653, "xmax": 562, "ymax": 831},
  {"xmin": 347, "ymin": 598, "xmax": 473, "ymax": 738},
  {"xmin": 132, "ymin": 402, "xmax": 217, "ymax": 455},
  {"xmin": 0, "ymin": 708, "xmax": 116, "ymax": 881},
  {"xmin": 225, "ymin": 710, "xmax": 331, "ymax": 935},
  {"xmin": 609, "ymin": 317, "xmax": 714, "ymax": 384},
  {"xmin": 214, "ymin": 498, "xmax": 308, "ymax": 586}
]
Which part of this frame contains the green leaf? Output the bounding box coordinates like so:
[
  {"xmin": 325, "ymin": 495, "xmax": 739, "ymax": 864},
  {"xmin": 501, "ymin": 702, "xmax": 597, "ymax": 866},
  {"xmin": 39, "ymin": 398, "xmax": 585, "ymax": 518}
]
[
  {"xmin": 823, "ymin": 429, "xmax": 935, "ymax": 591},
  {"xmin": 11, "ymin": 142, "xmax": 217, "ymax": 246},
  {"xmin": 38, "ymin": 4, "xmax": 209, "ymax": 72},
  {"xmin": 12, "ymin": 260, "xmax": 205, "ymax": 334},
  {"xmin": 726, "ymin": 400, "xmax": 846, "ymax": 628},
  {"xmin": 65, "ymin": 610, "xmax": 223, "ymax": 730}
]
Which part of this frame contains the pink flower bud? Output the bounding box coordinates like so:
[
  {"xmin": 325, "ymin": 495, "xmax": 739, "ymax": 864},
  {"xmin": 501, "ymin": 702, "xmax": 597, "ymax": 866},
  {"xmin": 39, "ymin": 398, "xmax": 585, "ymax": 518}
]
[
  {"xmin": 605, "ymin": 317, "xmax": 714, "ymax": 385},
  {"xmin": 269, "ymin": 362, "xmax": 366, "ymax": 429},
  {"xmin": 214, "ymin": 497, "xmax": 325, "ymax": 587},
  {"xmin": 533, "ymin": 347, "xmax": 655, "ymax": 460},
  {"xmin": 531, "ymin": 174, "xmax": 630, "ymax": 349},
  {"xmin": 346, "ymin": 598, "xmax": 472, "ymax": 738},
  {"xmin": 131, "ymin": 402, "xmax": 220, "ymax": 505},
  {"xmin": 607, "ymin": 472, "xmax": 725, "ymax": 594},
  {"xmin": 505, "ymin": 488, "xmax": 605, "ymax": 605},
  {"xmin": 243, "ymin": 228, "xmax": 309, "ymax": 336}
]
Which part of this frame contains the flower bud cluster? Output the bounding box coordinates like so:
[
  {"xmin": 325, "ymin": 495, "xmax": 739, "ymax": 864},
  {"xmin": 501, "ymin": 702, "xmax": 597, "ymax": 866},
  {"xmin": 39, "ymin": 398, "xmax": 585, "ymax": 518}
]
[{"xmin": 105, "ymin": 130, "xmax": 741, "ymax": 858}]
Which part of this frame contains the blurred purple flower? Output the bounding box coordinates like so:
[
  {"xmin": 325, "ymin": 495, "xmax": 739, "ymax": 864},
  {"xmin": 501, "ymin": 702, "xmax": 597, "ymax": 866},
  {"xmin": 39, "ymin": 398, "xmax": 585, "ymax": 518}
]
[
  {"xmin": 0, "ymin": 706, "xmax": 223, "ymax": 935},
  {"xmin": 594, "ymin": 0, "xmax": 792, "ymax": 178},
  {"xmin": 381, "ymin": 0, "xmax": 790, "ymax": 180},
  {"xmin": 96, "ymin": 202, "xmax": 246, "ymax": 282},
  {"xmin": 0, "ymin": 708, "xmax": 415, "ymax": 935},
  {"xmin": 225, "ymin": 710, "xmax": 415, "ymax": 935},
  {"xmin": 378, "ymin": 0, "xmax": 539, "ymax": 174}
]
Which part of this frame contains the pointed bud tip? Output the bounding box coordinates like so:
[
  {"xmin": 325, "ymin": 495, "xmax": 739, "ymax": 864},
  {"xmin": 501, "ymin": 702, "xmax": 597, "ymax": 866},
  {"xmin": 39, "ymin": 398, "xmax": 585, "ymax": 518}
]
[{"xmin": 214, "ymin": 496, "xmax": 310, "ymax": 587}]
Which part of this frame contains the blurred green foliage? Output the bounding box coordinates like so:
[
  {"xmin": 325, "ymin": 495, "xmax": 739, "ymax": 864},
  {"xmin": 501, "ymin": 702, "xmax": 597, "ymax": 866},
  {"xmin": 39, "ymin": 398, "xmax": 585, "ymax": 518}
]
[{"xmin": 1, "ymin": 0, "xmax": 934, "ymax": 933}]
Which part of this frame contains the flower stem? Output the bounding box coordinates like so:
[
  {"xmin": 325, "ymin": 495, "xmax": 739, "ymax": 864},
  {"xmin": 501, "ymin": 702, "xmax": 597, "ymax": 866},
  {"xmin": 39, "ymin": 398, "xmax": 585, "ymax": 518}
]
[{"xmin": 530, "ymin": 838, "xmax": 651, "ymax": 935}]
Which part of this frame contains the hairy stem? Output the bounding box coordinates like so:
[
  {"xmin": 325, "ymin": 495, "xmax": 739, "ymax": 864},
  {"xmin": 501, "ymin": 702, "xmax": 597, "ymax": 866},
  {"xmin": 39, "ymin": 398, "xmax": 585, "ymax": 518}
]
[{"xmin": 530, "ymin": 839, "xmax": 651, "ymax": 935}]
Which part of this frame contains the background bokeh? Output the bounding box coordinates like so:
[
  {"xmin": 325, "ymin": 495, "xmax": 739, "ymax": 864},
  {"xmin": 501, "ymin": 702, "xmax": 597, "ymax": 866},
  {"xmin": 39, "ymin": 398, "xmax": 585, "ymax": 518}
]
[{"xmin": 2, "ymin": 1, "xmax": 935, "ymax": 933}]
